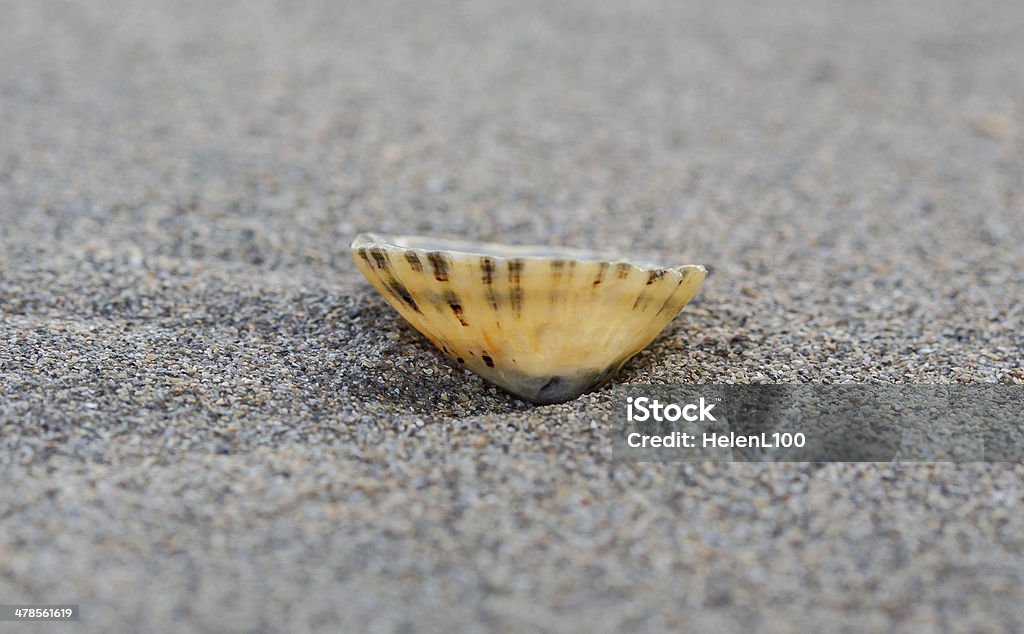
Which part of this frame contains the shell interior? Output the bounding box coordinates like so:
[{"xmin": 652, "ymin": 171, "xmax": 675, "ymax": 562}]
[{"xmin": 351, "ymin": 233, "xmax": 706, "ymax": 404}]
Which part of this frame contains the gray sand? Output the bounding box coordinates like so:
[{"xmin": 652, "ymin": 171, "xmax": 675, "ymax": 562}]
[{"xmin": 2, "ymin": 1, "xmax": 1023, "ymax": 631}]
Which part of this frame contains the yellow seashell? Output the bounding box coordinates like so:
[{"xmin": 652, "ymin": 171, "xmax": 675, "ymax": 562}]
[{"xmin": 351, "ymin": 233, "xmax": 707, "ymax": 404}]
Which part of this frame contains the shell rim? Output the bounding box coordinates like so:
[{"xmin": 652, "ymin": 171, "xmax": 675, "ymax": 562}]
[{"xmin": 351, "ymin": 232, "xmax": 707, "ymax": 277}]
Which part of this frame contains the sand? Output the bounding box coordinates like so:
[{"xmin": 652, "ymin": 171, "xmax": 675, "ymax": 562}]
[{"xmin": 1, "ymin": 1, "xmax": 1022, "ymax": 631}]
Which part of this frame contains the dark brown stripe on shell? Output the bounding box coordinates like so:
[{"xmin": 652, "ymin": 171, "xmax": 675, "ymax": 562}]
[
  {"xmin": 481, "ymin": 257, "xmax": 494, "ymax": 285},
  {"xmin": 482, "ymin": 354, "xmax": 495, "ymax": 368},
  {"xmin": 616, "ymin": 263, "xmax": 631, "ymax": 279},
  {"xmin": 594, "ymin": 262, "xmax": 608, "ymax": 285},
  {"xmin": 508, "ymin": 259, "xmax": 524, "ymax": 316},
  {"xmin": 386, "ymin": 278, "xmax": 422, "ymax": 313},
  {"xmin": 370, "ymin": 248, "xmax": 390, "ymax": 270},
  {"xmin": 647, "ymin": 270, "xmax": 664, "ymax": 285},
  {"xmin": 480, "ymin": 257, "xmax": 498, "ymax": 309},
  {"xmin": 510, "ymin": 288, "xmax": 523, "ymax": 316},
  {"xmin": 444, "ymin": 291, "xmax": 469, "ymax": 326},
  {"xmin": 427, "ymin": 252, "xmax": 449, "ymax": 281},
  {"xmin": 358, "ymin": 248, "xmax": 370, "ymax": 263},
  {"xmin": 405, "ymin": 252, "xmax": 423, "ymax": 272},
  {"xmin": 508, "ymin": 258, "xmax": 524, "ymax": 284},
  {"xmin": 550, "ymin": 259, "xmax": 565, "ymax": 278}
]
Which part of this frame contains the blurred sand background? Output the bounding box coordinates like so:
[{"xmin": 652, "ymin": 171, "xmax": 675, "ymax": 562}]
[{"xmin": 1, "ymin": 1, "xmax": 1022, "ymax": 631}]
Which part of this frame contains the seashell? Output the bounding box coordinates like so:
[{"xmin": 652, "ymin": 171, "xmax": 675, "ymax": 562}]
[{"xmin": 351, "ymin": 233, "xmax": 707, "ymax": 404}]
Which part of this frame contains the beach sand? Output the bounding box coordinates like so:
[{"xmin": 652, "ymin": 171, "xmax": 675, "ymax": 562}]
[{"xmin": 1, "ymin": 1, "xmax": 1022, "ymax": 630}]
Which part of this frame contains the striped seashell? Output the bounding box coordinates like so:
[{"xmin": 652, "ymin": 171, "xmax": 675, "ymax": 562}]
[{"xmin": 351, "ymin": 233, "xmax": 706, "ymax": 404}]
